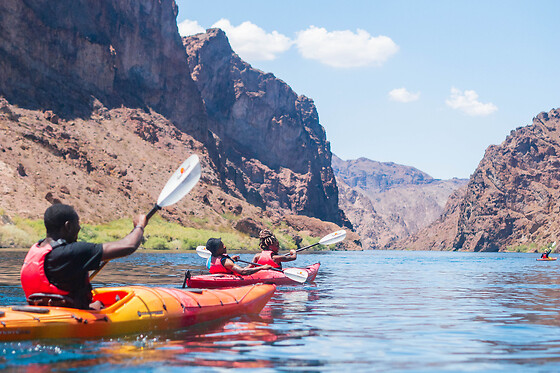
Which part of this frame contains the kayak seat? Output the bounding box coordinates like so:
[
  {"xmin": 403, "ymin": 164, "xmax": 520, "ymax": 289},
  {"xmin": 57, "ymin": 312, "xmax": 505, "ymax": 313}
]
[{"xmin": 27, "ymin": 293, "xmax": 75, "ymax": 308}]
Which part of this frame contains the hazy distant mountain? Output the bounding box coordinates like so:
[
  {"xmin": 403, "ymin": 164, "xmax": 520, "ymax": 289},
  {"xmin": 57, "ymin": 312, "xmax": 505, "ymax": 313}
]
[{"xmin": 332, "ymin": 156, "xmax": 467, "ymax": 248}]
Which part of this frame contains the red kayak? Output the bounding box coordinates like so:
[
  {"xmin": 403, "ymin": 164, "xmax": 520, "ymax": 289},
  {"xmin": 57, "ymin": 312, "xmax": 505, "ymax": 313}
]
[
  {"xmin": 537, "ymin": 257, "xmax": 557, "ymax": 261},
  {"xmin": 186, "ymin": 263, "xmax": 321, "ymax": 289}
]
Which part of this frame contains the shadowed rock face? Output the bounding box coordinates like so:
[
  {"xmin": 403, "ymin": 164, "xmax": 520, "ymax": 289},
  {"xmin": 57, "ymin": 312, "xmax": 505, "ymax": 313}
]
[
  {"xmin": 0, "ymin": 0, "xmax": 207, "ymax": 139},
  {"xmin": 332, "ymin": 155, "xmax": 467, "ymax": 249},
  {"xmin": 400, "ymin": 108, "xmax": 560, "ymax": 252},
  {"xmin": 183, "ymin": 29, "xmax": 348, "ymax": 226}
]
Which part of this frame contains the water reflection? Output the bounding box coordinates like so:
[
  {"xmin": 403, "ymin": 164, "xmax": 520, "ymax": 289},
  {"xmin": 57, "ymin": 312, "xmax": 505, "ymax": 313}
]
[{"xmin": 3, "ymin": 250, "xmax": 560, "ymax": 371}]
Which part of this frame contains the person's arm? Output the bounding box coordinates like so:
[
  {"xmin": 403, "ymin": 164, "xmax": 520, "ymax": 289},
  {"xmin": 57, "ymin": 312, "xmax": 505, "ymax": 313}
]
[
  {"xmin": 223, "ymin": 258, "xmax": 272, "ymax": 275},
  {"xmin": 250, "ymin": 253, "xmax": 261, "ymax": 267},
  {"xmin": 273, "ymin": 249, "xmax": 297, "ymax": 263},
  {"xmin": 101, "ymin": 214, "xmax": 147, "ymax": 261}
]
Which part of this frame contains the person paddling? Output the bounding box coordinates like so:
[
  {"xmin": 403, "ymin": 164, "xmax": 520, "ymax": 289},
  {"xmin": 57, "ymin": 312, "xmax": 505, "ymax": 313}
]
[
  {"xmin": 251, "ymin": 229, "xmax": 297, "ymax": 269},
  {"xmin": 541, "ymin": 248, "xmax": 552, "ymax": 259},
  {"xmin": 206, "ymin": 238, "xmax": 272, "ymax": 275},
  {"xmin": 20, "ymin": 203, "xmax": 147, "ymax": 310}
]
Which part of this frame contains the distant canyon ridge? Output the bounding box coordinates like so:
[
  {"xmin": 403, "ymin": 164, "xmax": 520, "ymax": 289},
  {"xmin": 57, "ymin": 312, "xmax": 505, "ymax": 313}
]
[{"xmin": 0, "ymin": 0, "xmax": 558, "ymax": 252}]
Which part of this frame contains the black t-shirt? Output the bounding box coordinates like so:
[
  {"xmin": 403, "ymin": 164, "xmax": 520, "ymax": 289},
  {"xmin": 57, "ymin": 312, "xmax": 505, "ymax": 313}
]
[{"xmin": 45, "ymin": 241, "xmax": 103, "ymax": 309}]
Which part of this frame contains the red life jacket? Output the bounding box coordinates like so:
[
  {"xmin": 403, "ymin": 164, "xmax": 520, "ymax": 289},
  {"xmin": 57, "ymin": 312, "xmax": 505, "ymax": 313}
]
[
  {"xmin": 209, "ymin": 255, "xmax": 234, "ymax": 274},
  {"xmin": 20, "ymin": 240, "xmax": 71, "ymax": 299},
  {"xmin": 256, "ymin": 250, "xmax": 281, "ymax": 269}
]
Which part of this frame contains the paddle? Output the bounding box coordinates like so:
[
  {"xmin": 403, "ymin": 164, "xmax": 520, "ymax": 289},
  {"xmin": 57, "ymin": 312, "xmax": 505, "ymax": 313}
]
[
  {"xmin": 90, "ymin": 154, "xmax": 202, "ymax": 280},
  {"xmin": 285, "ymin": 230, "xmax": 347, "ymax": 255},
  {"xmin": 195, "ymin": 246, "xmax": 309, "ymax": 283}
]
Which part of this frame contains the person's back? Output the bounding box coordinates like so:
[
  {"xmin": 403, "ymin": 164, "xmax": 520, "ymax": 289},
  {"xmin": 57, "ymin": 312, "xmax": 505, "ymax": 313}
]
[
  {"xmin": 252, "ymin": 229, "xmax": 296, "ymax": 268},
  {"xmin": 20, "ymin": 203, "xmax": 147, "ymax": 310},
  {"xmin": 206, "ymin": 238, "xmax": 271, "ymax": 276}
]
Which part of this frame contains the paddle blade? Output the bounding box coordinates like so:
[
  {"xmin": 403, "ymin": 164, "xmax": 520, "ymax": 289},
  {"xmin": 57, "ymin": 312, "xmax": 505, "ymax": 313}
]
[
  {"xmin": 318, "ymin": 230, "xmax": 346, "ymax": 245},
  {"xmin": 196, "ymin": 245, "xmax": 211, "ymax": 259},
  {"xmin": 157, "ymin": 154, "xmax": 201, "ymax": 207},
  {"xmin": 283, "ymin": 268, "xmax": 309, "ymax": 283}
]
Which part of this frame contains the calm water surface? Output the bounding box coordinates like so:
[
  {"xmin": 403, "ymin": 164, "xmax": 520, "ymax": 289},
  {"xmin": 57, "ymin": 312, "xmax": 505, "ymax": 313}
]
[{"xmin": 1, "ymin": 250, "xmax": 560, "ymax": 372}]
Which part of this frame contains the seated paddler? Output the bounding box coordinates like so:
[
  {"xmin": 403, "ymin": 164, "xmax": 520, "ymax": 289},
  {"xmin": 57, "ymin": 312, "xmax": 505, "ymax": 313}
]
[
  {"xmin": 251, "ymin": 229, "xmax": 297, "ymax": 269},
  {"xmin": 20, "ymin": 203, "xmax": 147, "ymax": 310},
  {"xmin": 206, "ymin": 237, "xmax": 272, "ymax": 275}
]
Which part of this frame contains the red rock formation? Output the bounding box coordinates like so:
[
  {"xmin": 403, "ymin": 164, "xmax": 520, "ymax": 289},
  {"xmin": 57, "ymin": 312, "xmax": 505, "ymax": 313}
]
[
  {"xmin": 183, "ymin": 29, "xmax": 348, "ymax": 226},
  {"xmin": 400, "ymin": 108, "xmax": 560, "ymax": 252}
]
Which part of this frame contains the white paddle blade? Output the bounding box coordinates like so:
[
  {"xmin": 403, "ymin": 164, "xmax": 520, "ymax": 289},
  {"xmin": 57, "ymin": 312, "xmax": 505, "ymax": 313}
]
[
  {"xmin": 283, "ymin": 268, "xmax": 309, "ymax": 283},
  {"xmin": 157, "ymin": 154, "xmax": 202, "ymax": 207},
  {"xmin": 318, "ymin": 230, "xmax": 346, "ymax": 245},
  {"xmin": 196, "ymin": 245, "xmax": 211, "ymax": 259}
]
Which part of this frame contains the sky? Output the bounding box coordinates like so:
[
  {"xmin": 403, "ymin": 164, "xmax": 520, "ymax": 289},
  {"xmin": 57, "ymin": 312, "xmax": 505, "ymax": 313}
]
[{"xmin": 174, "ymin": 0, "xmax": 560, "ymax": 180}]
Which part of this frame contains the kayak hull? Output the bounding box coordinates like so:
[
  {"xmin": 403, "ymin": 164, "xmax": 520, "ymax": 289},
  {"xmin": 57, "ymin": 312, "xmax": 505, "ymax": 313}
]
[
  {"xmin": 537, "ymin": 257, "xmax": 557, "ymax": 261},
  {"xmin": 0, "ymin": 284, "xmax": 275, "ymax": 341},
  {"xmin": 186, "ymin": 263, "xmax": 321, "ymax": 289}
]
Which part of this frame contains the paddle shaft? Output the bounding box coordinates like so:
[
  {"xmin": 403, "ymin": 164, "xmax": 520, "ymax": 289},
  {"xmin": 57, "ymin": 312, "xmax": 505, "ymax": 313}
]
[
  {"xmin": 234, "ymin": 257, "xmax": 283, "ymax": 273},
  {"xmin": 281, "ymin": 242, "xmax": 319, "ymax": 256}
]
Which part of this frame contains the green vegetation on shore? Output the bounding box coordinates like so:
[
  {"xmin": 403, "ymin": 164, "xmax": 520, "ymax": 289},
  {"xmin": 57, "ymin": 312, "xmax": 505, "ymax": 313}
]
[{"xmin": 0, "ymin": 215, "xmax": 319, "ymax": 252}]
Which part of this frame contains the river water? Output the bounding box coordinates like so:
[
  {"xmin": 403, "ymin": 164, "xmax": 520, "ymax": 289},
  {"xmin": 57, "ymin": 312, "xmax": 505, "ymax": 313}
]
[{"xmin": 1, "ymin": 249, "xmax": 560, "ymax": 372}]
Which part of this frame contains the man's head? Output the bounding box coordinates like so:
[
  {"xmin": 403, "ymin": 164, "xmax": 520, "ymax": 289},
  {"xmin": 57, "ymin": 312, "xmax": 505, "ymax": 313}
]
[
  {"xmin": 44, "ymin": 203, "xmax": 80, "ymax": 242},
  {"xmin": 206, "ymin": 238, "xmax": 224, "ymax": 256}
]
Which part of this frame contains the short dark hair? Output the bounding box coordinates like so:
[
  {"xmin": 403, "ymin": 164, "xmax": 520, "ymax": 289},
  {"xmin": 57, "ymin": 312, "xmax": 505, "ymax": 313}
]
[
  {"xmin": 206, "ymin": 238, "xmax": 223, "ymax": 255},
  {"xmin": 44, "ymin": 204, "xmax": 79, "ymax": 233}
]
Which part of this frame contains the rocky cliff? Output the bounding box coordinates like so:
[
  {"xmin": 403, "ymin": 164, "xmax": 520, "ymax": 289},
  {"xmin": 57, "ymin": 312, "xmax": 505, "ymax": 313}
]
[
  {"xmin": 183, "ymin": 29, "xmax": 347, "ymax": 226},
  {"xmin": 400, "ymin": 108, "xmax": 560, "ymax": 252},
  {"xmin": 0, "ymin": 0, "xmax": 207, "ymax": 139},
  {"xmin": 0, "ymin": 0, "xmax": 355, "ymax": 248},
  {"xmin": 333, "ymin": 156, "xmax": 467, "ymax": 248}
]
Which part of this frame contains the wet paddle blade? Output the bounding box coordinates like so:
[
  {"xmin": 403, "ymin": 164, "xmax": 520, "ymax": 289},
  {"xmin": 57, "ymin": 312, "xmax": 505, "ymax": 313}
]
[
  {"xmin": 157, "ymin": 154, "xmax": 201, "ymax": 207},
  {"xmin": 283, "ymin": 268, "xmax": 309, "ymax": 283},
  {"xmin": 318, "ymin": 230, "xmax": 346, "ymax": 245},
  {"xmin": 196, "ymin": 246, "xmax": 211, "ymax": 259}
]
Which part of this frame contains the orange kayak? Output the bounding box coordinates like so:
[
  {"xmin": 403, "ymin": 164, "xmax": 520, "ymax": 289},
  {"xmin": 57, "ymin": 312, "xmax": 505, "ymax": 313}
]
[
  {"xmin": 536, "ymin": 257, "xmax": 557, "ymax": 261},
  {"xmin": 0, "ymin": 284, "xmax": 275, "ymax": 341}
]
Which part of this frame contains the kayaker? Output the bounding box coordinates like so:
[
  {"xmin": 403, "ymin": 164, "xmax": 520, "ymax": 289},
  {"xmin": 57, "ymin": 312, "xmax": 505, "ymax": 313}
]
[
  {"xmin": 252, "ymin": 229, "xmax": 297, "ymax": 269},
  {"xmin": 541, "ymin": 248, "xmax": 551, "ymax": 259},
  {"xmin": 206, "ymin": 237, "xmax": 272, "ymax": 275},
  {"xmin": 20, "ymin": 203, "xmax": 147, "ymax": 310}
]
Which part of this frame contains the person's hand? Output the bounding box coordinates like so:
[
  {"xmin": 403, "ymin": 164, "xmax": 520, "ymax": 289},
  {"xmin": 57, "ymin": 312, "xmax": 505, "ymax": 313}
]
[
  {"xmin": 261, "ymin": 264, "xmax": 272, "ymax": 270},
  {"xmin": 133, "ymin": 214, "xmax": 147, "ymax": 229},
  {"xmin": 289, "ymin": 249, "xmax": 296, "ymax": 255},
  {"xmin": 231, "ymin": 255, "xmax": 240, "ymax": 262}
]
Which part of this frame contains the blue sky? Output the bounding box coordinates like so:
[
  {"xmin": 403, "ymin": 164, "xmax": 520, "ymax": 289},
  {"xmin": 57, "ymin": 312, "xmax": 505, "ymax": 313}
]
[{"xmin": 175, "ymin": 0, "xmax": 560, "ymax": 180}]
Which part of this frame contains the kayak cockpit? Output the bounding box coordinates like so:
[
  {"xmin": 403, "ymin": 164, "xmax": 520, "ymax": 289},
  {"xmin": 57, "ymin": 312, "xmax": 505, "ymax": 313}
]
[{"xmin": 92, "ymin": 288, "xmax": 135, "ymax": 313}]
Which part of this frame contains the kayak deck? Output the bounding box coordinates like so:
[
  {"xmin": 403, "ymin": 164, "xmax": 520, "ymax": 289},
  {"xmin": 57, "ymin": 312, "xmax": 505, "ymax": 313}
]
[
  {"xmin": 0, "ymin": 284, "xmax": 275, "ymax": 341},
  {"xmin": 186, "ymin": 263, "xmax": 321, "ymax": 289},
  {"xmin": 536, "ymin": 257, "xmax": 557, "ymax": 261}
]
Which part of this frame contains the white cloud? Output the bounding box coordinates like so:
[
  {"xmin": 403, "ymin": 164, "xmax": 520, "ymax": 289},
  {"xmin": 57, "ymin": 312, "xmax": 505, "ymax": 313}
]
[
  {"xmin": 211, "ymin": 19, "xmax": 292, "ymax": 61},
  {"xmin": 295, "ymin": 26, "xmax": 398, "ymax": 68},
  {"xmin": 178, "ymin": 19, "xmax": 205, "ymax": 37},
  {"xmin": 389, "ymin": 88, "xmax": 420, "ymax": 103},
  {"xmin": 445, "ymin": 88, "xmax": 498, "ymax": 116}
]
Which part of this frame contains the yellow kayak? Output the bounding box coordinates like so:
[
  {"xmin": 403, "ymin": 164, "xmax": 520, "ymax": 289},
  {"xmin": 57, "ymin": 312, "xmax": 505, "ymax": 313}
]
[{"xmin": 0, "ymin": 284, "xmax": 275, "ymax": 341}]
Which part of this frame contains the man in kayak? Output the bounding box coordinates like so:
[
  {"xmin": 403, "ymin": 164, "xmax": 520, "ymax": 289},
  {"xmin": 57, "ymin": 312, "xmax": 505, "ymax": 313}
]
[
  {"xmin": 206, "ymin": 237, "xmax": 273, "ymax": 275},
  {"xmin": 251, "ymin": 229, "xmax": 297, "ymax": 269},
  {"xmin": 20, "ymin": 203, "xmax": 147, "ymax": 310},
  {"xmin": 541, "ymin": 248, "xmax": 552, "ymax": 259}
]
